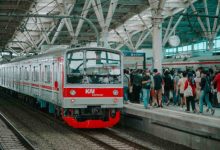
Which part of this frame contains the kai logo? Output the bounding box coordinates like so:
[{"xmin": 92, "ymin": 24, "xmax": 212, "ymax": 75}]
[{"xmin": 85, "ymin": 89, "xmax": 95, "ymax": 94}]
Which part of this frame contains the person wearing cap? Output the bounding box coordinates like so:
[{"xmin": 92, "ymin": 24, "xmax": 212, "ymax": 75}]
[{"xmin": 199, "ymin": 71, "xmax": 215, "ymax": 115}]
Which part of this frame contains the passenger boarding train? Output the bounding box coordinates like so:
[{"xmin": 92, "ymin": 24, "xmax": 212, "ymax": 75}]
[{"xmin": 0, "ymin": 47, "xmax": 123, "ymax": 128}]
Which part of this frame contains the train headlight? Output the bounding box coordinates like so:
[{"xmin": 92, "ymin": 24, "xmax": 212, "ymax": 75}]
[
  {"xmin": 113, "ymin": 89, "xmax": 119, "ymax": 96},
  {"xmin": 70, "ymin": 90, "xmax": 76, "ymax": 96}
]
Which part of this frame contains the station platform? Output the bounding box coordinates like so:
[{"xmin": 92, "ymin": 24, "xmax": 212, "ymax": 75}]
[{"xmin": 121, "ymin": 103, "xmax": 220, "ymax": 150}]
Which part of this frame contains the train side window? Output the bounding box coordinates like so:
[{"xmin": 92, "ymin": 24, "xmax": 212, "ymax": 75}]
[
  {"xmin": 24, "ymin": 67, "xmax": 29, "ymax": 81},
  {"xmin": 45, "ymin": 65, "xmax": 51, "ymax": 83},
  {"xmin": 53, "ymin": 63, "xmax": 57, "ymax": 81},
  {"xmin": 33, "ymin": 66, "xmax": 39, "ymax": 82}
]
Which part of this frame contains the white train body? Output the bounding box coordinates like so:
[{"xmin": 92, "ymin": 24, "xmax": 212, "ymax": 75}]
[{"xmin": 0, "ymin": 47, "xmax": 123, "ymax": 128}]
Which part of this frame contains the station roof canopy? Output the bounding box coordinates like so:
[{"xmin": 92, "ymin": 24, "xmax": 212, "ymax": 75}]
[{"xmin": 0, "ymin": 0, "xmax": 219, "ymax": 55}]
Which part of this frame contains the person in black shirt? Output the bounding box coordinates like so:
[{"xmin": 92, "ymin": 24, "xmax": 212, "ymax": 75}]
[
  {"xmin": 153, "ymin": 69, "xmax": 163, "ymax": 107},
  {"xmin": 163, "ymin": 70, "xmax": 173, "ymax": 106},
  {"xmin": 199, "ymin": 71, "xmax": 215, "ymax": 115},
  {"xmin": 131, "ymin": 69, "xmax": 142, "ymax": 103}
]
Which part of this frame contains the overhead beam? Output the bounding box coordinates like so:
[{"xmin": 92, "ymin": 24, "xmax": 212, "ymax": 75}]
[
  {"xmin": 212, "ymin": 0, "xmax": 220, "ymax": 38},
  {"xmin": 163, "ymin": 9, "xmax": 187, "ymax": 46},
  {"xmin": 105, "ymin": 0, "xmax": 118, "ymax": 29},
  {"xmin": 51, "ymin": 0, "xmax": 76, "ymax": 44},
  {"xmin": 114, "ymin": 30, "xmax": 134, "ymax": 50},
  {"xmin": 123, "ymin": 25, "xmax": 135, "ymax": 50},
  {"xmin": 163, "ymin": 16, "xmax": 173, "ymax": 44},
  {"xmin": 203, "ymin": 0, "xmax": 211, "ymax": 39},
  {"xmin": 91, "ymin": 0, "xmax": 105, "ymax": 28},
  {"xmin": 188, "ymin": 0, "xmax": 208, "ymax": 38},
  {"xmin": 135, "ymin": 28, "xmax": 152, "ymax": 49},
  {"xmin": 75, "ymin": 0, "xmax": 92, "ymax": 38}
]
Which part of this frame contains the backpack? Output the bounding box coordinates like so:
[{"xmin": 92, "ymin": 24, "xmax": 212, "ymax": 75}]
[{"xmin": 184, "ymin": 81, "xmax": 193, "ymax": 97}]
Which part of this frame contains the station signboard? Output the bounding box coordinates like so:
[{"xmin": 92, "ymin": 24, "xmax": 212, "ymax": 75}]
[{"xmin": 123, "ymin": 51, "xmax": 146, "ymax": 69}]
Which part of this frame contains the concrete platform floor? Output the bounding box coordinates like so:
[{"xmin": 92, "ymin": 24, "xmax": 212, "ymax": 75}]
[
  {"xmin": 126, "ymin": 102, "xmax": 220, "ymax": 118},
  {"xmin": 122, "ymin": 102, "xmax": 220, "ymax": 150}
]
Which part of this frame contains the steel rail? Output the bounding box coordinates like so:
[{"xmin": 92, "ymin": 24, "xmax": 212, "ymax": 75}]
[
  {"xmin": 0, "ymin": 112, "xmax": 36, "ymax": 150},
  {"xmin": 0, "ymin": 14, "xmax": 100, "ymax": 46}
]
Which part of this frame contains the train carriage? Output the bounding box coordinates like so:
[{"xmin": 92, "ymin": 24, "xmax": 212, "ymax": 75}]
[{"xmin": 0, "ymin": 47, "xmax": 123, "ymax": 128}]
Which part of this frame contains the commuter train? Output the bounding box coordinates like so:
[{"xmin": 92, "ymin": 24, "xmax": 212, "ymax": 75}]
[{"xmin": 0, "ymin": 47, "xmax": 123, "ymax": 128}]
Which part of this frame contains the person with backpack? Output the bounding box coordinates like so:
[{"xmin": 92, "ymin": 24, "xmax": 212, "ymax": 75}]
[
  {"xmin": 184, "ymin": 72, "xmax": 196, "ymax": 113},
  {"xmin": 199, "ymin": 71, "xmax": 215, "ymax": 115}
]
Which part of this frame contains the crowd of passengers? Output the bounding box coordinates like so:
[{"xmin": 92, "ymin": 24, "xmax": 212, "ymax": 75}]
[{"xmin": 123, "ymin": 67, "xmax": 220, "ymax": 115}]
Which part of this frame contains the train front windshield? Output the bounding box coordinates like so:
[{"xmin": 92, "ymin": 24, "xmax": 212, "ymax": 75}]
[{"xmin": 66, "ymin": 50, "xmax": 121, "ymax": 84}]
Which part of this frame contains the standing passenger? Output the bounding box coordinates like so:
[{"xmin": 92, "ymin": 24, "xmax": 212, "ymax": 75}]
[
  {"xmin": 132, "ymin": 69, "xmax": 142, "ymax": 103},
  {"xmin": 153, "ymin": 69, "xmax": 163, "ymax": 107},
  {"xmin": 199, "ymin": 71, "xmax": 215, "ymax": 115},
  {"xmin": 142, "ymin": 70, "xmax": 151, "ymax": 109},
  {"xmin": 123, "ymin": 69, "xmax": 130, "ymax": 104},
  {"xmin": 178, "ymin": 71, "xmax": 187, "ymax": 108},
  {"xmin": 184, "ymin": 72, "xmax": 196, "ymax": 112},
  {"xmin": 173, "ymin": 71, "xmax": 180, "ymax": 105},
  {"xmin": 194, "ymin": 70, "xmax": 201, "ymax": 103},
  {"xmin": 163, "ymin": 69, "xmax": 173, "ymax": 106},
  {"xmin": 213, "ymin": 72, "xmax": 220, "ymax": 106}
]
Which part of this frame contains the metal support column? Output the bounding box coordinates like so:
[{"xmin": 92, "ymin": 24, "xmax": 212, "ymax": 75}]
[
  {"xmin": 152, "ymin": 16, "xmax": 163, "ymax": 73},
  {"xmin": 102, "ymin": 27, "xmax": 109, "ymax": 48}
]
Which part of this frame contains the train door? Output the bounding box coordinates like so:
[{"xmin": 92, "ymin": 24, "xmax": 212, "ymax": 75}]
[
  {"xmin": 51, "ymin": 62, "xmax": 55, "ymax": 103},
  {"xmin": 52, "ymin": 61, "xmax": 59, "ymax": 105},
  {"xmin": 39, "ymin": 64, "xmax": 42, "ymax": 98},
  {"xmin": 12, "ymin": 66, "xmax": 14, "ymax": 89},
  {"xmin": 19, "ymin": 67, "xmax": 22, "ymax": 92},
  {"xmin": 15, "ymin": 66, "xmax": 19, "ymax": 91},
  {"xmin": 57, "ymin": 57, "xmax": 63, "ymax": 105}
]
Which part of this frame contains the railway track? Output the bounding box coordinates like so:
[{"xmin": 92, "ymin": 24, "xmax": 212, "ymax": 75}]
[
  {"xmin": 0, "ymin": 92, "xmax": 151, "ymax": 149},
  {"xmin": 0, "ymin": 112, "xmax": 35, "ymax": 150},
  {"xmin": 78, "ymin": 129, "xmax": 150, "ymax": 150},
  {"xmin": 0, "ymin": 91, "xmax": 189, "ymax": 150}
]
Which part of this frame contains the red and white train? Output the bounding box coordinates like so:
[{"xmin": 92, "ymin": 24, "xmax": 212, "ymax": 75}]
[{"xmin": 0, "ymin": 47, "xmax": 123, "ymax": 128}]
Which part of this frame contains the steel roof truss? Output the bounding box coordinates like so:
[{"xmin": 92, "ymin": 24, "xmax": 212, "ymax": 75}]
[
  {"xmin": 114, "ymin": 29, "xmax": 134, "ymax": 50},
  {"xmin": 135, "ymin": 28, "xmax": 152, "ymax": 49},
  {"xmin": 163, "ymin": 16, "xmax": 173, "ymax": 46},
  {"xmin": 212, "ymin": 0, "xmax": 220, "ymax": 38},
  {"xmin": 123, "ymin": 25, "xmax": 135, "ymax": 50},
  {"xmin": 75, "ymin": 0, "xmax": 92, "ymax": 38},
  {"xmin": 203, "ymin": 0, "xmax": 212, "ymax": 39},
  {"xmin": 188, "ymin": 0, "xmax": 208, "ymax": 38},
  {"xmin": 51, "ymin": 0, "xmax": 75, "ymax": 44},
  {"xmin": 163, "ymin": 9, "xmax": 187, "ymax": 46}
]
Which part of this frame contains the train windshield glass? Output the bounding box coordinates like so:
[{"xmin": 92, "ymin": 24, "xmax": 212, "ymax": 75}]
[{"xmin": 66, "ymin": 50, "xmax": 121, "ymax": 84}]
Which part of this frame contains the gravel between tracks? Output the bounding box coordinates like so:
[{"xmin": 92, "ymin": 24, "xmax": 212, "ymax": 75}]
[
  {"xmin": 0, "ymin": 94, "xmax": 104, "ymax": 150},
  {"xmin": 0, "ymin": 92, "xmax": 192, "ymax": 150}
]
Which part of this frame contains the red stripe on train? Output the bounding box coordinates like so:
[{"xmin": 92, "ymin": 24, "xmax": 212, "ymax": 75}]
[
  {"xmin": 63, "ymin": 88, "xmax": 123, "ymax": 98},
  {"xmin": 14, "ymin": 82, "xmax": 58, "ymax": 91},
  {"xmin": 163, "ymin": 61, "xmax": 220, "ymax": 66}
]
